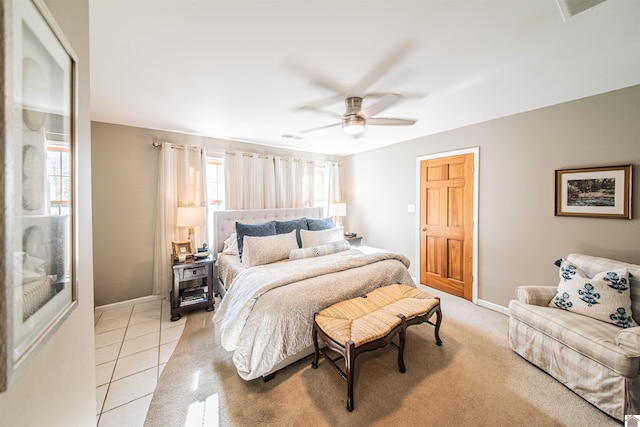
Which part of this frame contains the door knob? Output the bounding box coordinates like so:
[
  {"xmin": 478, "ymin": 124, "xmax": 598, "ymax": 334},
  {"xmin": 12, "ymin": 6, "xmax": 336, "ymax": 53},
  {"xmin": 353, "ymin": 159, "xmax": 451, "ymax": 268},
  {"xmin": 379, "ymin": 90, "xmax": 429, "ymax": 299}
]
[{"xmin": 422, "ymin": 227, "xmax": 426, "ymax": 231}]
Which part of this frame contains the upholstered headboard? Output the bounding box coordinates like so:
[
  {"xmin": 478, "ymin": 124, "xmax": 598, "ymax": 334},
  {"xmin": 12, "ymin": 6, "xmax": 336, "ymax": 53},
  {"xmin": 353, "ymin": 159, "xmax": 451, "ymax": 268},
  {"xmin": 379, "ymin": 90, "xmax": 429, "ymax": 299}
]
[{"xmin": 212, "ymin": 207, "xmax": 324, "ymax": 255}]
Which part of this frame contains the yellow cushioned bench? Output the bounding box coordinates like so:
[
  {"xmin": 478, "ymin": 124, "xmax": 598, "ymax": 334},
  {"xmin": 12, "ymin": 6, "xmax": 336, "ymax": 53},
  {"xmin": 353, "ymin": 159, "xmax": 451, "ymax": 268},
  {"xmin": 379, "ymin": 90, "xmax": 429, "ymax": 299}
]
[{"xmin": 311, "ymin": 284, "xmax": 442, "ymax": 411}]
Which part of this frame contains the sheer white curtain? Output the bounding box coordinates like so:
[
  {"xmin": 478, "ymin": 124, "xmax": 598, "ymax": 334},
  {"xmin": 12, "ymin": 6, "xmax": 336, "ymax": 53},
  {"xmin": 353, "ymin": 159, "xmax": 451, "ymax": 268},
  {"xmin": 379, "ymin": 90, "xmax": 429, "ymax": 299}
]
[
  {"xmin": 324, "ymin": 161, "xmax": 342, "ymax": 214},
  {"xmin": 274, "ymin": 157, "xmax": 314, "ymax": 208},
  {"xmin": 152, "ymin": 142, "xmax": 208, "ymax": 298},
  {"xmin": 224, "ymin": 151, "xmax": 276, "ymax": 209}
]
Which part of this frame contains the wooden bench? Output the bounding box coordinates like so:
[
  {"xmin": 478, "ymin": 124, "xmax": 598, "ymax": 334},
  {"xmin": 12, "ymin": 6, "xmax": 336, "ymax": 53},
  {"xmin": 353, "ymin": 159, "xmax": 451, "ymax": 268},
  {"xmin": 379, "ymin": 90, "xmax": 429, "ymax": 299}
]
[{"xmin": 311, "ymin": 284, "xmax": 442, "ymax": 411}]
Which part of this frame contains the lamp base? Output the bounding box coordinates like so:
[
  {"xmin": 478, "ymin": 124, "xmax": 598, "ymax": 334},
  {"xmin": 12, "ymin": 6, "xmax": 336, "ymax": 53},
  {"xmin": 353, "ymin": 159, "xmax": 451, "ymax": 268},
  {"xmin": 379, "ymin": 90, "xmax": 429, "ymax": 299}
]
[{"xmin": 187, "ymin": 226, "xmax": 197, "ymax": 254}]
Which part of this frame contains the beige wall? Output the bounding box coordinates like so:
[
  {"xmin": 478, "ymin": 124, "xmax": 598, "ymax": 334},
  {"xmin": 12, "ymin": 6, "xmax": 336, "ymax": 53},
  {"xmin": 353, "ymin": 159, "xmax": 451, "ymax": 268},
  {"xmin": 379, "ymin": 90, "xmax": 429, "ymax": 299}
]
[
  {"xmin": 344, "ymin": 85, "xmax": 640, "ymax": 309},
  {"xmin": 91, "ymin": 122, "xmax": 341, "ymax": 306},
  {"xmin": 0, "ymin": 0, "xmax": 96, "ymax": 425}
]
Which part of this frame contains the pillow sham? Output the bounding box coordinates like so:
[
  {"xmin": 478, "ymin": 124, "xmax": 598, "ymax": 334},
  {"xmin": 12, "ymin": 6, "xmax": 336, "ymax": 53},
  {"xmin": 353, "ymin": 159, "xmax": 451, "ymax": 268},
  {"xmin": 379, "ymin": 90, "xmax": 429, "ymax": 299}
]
[
  {"xmin": 275, "ymin": 218, "xmax": 308, "ymax": 248},
  {"xmin": 242, "ymin": 230, "xmax": 298, "ymax": 267},
  {"xmin": 222, "ymin": 233, "xmax": 239, "ymax": 255},
  {"xmin": 549, "ymin": 259, "xmax": 637, "ymax": 328},
  {"xmin": 300, "ymin": 226, "xmax": 344, "ymax": 248},
  {"xmin": 236, "ymin": 220, "xmax": 276, "ymax": 260},
  {"xmin": 307, "ymin": 217, "xmax": 335, "ymax": 231},
  {"xmin": 289, "ymin": 240, "xmax": 351, "ymax": 261}
]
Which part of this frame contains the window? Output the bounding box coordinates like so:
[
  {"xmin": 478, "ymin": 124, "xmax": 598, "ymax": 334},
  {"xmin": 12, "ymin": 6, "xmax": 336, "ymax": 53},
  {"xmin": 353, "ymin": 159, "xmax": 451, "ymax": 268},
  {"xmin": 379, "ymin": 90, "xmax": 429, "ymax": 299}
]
[
  {"xmin": 46, "ymin": 144, "xmax": 70, "ymax": 215},
  {"xmin": 206, "ymin": 157, "xmax": 224, "ymax": 246},
  {"xmin": 206, "ymin": 158, "xmax": 225, "ymax": 211}
]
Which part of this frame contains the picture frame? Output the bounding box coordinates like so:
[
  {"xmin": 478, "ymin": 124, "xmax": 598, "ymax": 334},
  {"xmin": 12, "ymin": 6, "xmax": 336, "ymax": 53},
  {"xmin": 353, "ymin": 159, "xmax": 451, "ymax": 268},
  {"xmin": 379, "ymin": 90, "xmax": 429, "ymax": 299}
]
[
  {"xmin": 0, "ymin": 0, "xmax": 77, "ymax": 391},
  {"xmin": 555, "ymin": 165, "xmax": 632, "ymax": 219},
  {"xmin": 172, "ymin": 240, "xmax": 194, "ymax": 260}
]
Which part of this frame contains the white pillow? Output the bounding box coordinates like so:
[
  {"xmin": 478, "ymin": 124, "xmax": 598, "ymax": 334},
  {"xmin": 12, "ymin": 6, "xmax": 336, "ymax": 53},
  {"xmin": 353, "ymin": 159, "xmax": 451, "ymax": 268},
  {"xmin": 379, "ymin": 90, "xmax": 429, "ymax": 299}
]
[
  {"xmin": 222, "ymin": 233, "xmax": 239, "ymax": 255},
  {"xmin": 290, "ymin": 240, "xmax": 351, "ymax": 261},
  {"xmin": 549, "ymin": 259, "xmax": 637, "ymax": 328},
  {"xmin": 241, "ymin": 230, "xmax": 298, "ymax": 267},
  {"xmin": 300, "ymin": 227, "xmax": 344, "ymax": 248}
]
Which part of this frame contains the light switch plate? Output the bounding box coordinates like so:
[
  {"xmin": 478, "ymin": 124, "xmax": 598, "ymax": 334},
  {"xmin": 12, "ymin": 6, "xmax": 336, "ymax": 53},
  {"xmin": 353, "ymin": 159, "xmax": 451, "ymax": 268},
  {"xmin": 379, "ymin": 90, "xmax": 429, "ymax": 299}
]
[{"xmin": 407, "ymin": 204, "xmax": 415, "ymax": 213}]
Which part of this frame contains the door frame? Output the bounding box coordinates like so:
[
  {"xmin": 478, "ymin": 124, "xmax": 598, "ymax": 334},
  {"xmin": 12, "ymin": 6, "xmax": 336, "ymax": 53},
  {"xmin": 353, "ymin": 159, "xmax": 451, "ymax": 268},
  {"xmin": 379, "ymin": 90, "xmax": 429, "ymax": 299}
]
[{"xmin": 415, "ymin": 147, "xmax": 479, "ymax": 304}]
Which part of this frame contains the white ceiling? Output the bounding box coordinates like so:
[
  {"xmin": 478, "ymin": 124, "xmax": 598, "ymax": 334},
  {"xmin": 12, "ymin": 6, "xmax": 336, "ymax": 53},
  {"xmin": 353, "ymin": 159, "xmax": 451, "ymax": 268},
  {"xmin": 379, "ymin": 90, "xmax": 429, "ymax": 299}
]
[{"xmin": 89, "ymin": 0, "xmax": 640, "ymax": 156}]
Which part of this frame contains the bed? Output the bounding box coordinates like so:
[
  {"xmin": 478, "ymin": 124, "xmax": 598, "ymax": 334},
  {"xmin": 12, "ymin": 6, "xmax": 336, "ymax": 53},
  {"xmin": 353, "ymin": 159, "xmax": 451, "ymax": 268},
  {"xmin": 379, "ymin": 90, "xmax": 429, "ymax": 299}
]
[{"xmin": 212, "ymin": 208, "xmax": 416, "ymax": 381}]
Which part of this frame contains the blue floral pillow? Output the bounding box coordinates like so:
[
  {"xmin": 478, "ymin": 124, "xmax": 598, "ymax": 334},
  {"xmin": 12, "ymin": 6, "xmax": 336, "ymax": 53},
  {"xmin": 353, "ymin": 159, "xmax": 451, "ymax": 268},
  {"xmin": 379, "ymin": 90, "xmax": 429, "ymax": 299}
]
[{"xmin": 549, "ymin": 259, "xmax": 637, "ymax": 328}]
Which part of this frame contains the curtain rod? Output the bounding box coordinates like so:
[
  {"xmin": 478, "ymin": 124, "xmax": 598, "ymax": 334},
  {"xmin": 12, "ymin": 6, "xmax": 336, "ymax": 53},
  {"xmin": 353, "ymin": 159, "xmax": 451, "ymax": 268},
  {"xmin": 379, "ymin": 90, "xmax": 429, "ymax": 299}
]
[
  {"xmin": 225, "ymin": 151, "xmax": 331, "ymax": 164},
  {"xmin": 152, "ymin": 141, "xmax": 201, "ymax": 151}
]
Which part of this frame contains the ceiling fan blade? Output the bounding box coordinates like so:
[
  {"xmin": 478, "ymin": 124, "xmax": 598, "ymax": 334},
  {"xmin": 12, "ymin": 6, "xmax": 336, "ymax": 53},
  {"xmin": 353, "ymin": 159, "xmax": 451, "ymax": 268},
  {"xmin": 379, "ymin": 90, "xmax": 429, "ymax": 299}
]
[
  {"xmin": 350, "ymin": 42, "xmax": 414, "ymax": 95},
  {"xmin": 359, "ymin": 93, "xmax": 402, "ymax": 119},
  {"xmin": 299, "ymin": 93, "xmax": 347, "ymax": 109},
  {"xmin": 300, "ymin": 122, "xmax": 341, "ymax": 134},
  {"xmin": 283, "ymin": 58, "xmax": 347, "ymax": 94},
  {"xmin": 297, "ymin": 105, "xmax": 343, "ymax": 119},
  {"xmin": 366, "ymin": 117, "xmax": 417, "ymax": 126},
  {"xmin": 366, "ymin": 91, "xmax": 428, "ymax": 100}
]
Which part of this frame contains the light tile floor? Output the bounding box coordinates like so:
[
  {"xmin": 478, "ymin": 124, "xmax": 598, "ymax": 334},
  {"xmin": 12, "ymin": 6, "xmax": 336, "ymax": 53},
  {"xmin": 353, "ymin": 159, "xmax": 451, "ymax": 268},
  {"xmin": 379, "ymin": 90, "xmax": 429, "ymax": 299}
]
[{"xmin": 94, "ymin": 298, "xmax": 187, "ymax": 427}]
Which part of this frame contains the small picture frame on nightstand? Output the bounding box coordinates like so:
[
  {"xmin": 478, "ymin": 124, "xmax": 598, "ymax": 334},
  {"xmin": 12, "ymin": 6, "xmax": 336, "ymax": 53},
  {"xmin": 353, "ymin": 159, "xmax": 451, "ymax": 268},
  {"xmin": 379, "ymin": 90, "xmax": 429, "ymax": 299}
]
[{"xmin": 172, "ymin": 240, "xmax": 194, "ymax": 260}]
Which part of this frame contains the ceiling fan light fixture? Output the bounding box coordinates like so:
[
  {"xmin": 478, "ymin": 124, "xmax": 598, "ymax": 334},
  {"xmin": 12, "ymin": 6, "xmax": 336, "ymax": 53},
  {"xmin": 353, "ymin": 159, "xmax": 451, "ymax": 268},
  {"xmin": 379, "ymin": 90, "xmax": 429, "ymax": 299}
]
[{"xmin": 342, "ymin": 115, "xmax": 365, "ymax": 135}]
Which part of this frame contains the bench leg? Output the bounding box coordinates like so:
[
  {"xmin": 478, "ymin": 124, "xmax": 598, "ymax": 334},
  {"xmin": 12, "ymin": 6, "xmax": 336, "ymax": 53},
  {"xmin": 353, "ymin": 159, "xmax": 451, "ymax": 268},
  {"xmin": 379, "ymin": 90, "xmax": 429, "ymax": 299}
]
[
  {"xmin": 346, "ymin": 340, "xmax": 355, "ymax": 412},
  {"xmin": 311, "ymin": 318, "xmax": 320, "ymax": 369},
  {"xmin": 397, "ymin": 314, "xmax": 407, "ymax": 373},
  {"xmin": 434, "ymin": 304, "xmax": 443, "ymax": 346}
]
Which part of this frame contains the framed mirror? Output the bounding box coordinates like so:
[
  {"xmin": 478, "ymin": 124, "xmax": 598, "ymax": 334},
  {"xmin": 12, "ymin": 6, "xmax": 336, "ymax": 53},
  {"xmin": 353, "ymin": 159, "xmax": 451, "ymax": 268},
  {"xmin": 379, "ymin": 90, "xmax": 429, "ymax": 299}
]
[{"xmin": 1, "ymin": 0, "xmax": 77, "ymax": 391}]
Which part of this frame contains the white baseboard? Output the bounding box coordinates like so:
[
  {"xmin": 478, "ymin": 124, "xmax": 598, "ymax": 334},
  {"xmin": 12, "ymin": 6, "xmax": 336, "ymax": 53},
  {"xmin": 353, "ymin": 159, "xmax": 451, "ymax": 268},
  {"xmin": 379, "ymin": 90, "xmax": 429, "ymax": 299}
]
[
  {"xmin": 95, "ymin": 294, "xmax": 164, "ymax": 313},
  {"xmin": 478, "ymin": 299, "xmax": 509, "ymax": 315}
]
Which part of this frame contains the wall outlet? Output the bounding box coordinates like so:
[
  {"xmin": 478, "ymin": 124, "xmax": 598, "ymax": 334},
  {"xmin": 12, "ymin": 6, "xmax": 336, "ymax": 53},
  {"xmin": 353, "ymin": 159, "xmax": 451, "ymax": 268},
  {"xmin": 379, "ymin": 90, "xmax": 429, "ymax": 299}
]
[{"xmin": 407, "ymin": 204, "xmax": 415, "ymax": 213}]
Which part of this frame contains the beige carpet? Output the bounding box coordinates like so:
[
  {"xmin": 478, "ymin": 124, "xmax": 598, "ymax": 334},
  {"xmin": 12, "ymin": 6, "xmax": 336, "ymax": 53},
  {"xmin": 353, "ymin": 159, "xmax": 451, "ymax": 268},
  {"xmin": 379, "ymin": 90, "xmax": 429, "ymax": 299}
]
[{"xmin": 145, "ymin": 286, "xmax": 621, "ymax": 426}]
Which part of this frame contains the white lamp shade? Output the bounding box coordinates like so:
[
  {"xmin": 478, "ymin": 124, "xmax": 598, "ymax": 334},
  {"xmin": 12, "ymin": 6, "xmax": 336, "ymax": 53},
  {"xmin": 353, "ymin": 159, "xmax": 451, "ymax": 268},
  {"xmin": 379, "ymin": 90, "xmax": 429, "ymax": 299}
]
[
  {"xmin": 328, "ymin": 203, "xmax": 347, "ymax": 217},
  {"xmin": 176, "ymin": 206, "xmax": 206, "ymax": 227}
]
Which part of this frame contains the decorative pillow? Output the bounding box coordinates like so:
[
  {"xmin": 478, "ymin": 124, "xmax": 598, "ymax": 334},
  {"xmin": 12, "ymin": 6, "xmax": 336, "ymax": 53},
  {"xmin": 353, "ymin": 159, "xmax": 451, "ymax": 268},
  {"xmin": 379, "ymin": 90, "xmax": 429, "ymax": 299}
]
[
  {"xmin": 300, "ymin": 226, "xmax": 344, "ymax": 248},
  {"xmin": 235, "ymin": 221, "xmax": 276, "ymax": 260},
  {"xmin": 306, "ymin": 217, "xmax": 335, "ymax": 231},
  {"xmin": 549, "ymin": 259, "xmax": 637, "ymax": 328},
  {"xmin": 222, "ymin": 233, "xmax": 239, "ymax": 255},
  {"xmin": 242, "ymin": 230, "xmax": 298, "ymax": 267},
  {"xmin": 275, "ymin": 218, "xmax": 308, "ymax": 248},
  {"xmin": 290, "ymin": 240, "xmax": 351, "ymax": 261}
]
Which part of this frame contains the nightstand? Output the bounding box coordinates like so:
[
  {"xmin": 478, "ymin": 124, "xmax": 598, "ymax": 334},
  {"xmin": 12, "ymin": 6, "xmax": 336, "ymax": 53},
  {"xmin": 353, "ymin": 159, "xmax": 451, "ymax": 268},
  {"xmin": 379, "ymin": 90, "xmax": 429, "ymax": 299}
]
[
  {"xmin": 344, "ymin": 235, "xmax": 363, "ymax": 247},
  {"xmin": 170, "ymin": 255, "xmax": 215, "ymax": 321}
]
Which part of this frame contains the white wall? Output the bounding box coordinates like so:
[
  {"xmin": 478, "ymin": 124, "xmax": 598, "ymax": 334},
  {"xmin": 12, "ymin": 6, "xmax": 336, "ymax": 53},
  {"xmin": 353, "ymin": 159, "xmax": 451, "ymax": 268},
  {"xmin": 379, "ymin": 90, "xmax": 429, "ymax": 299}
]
[
  {"xmin": 344, "ymin": 85, "xmax": 640, "ymax": 309},
  {"xmin": 0, "ymin": 0, "xmax": 96, "ymax": 425}
]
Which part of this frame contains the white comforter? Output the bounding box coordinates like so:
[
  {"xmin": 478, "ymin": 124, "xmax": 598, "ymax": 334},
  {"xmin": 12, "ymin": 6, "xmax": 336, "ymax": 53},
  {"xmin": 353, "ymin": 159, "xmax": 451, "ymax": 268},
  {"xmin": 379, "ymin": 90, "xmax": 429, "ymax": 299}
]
[{"xmin": 213, "ymin": 248, "xmax": 414, "ymax": 380}]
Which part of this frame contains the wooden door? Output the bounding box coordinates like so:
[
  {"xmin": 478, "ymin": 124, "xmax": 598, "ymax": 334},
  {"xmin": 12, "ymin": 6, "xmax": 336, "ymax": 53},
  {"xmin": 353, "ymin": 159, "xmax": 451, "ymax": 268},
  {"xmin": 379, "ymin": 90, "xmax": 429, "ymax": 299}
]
[{"xmin": 419, "ymin": 154, "xmax": 474, "ymax": 300}]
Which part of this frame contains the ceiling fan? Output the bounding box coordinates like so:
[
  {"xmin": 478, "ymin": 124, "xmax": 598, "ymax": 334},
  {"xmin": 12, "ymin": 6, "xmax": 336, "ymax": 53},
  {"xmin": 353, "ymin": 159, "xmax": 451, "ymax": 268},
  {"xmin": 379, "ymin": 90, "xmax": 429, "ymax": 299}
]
[
  {"xmin": 299, "ymin": 93, "xmax": 417, "ymax": 136},
  {"xmin": 285, "ymin": 42, "xmax": 421, "ymax": 137}
]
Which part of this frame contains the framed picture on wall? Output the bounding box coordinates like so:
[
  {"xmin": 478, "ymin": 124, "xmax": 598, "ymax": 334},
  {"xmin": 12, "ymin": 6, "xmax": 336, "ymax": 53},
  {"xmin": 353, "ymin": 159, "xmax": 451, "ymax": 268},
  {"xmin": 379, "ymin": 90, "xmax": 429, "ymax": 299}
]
[
  {"xmin": 555, "ymin": 165, "xmax": 632, "ymax": 219},
  {"xmin": 0, "ymin": 0, "xmax": 78, "ymax": 391}
]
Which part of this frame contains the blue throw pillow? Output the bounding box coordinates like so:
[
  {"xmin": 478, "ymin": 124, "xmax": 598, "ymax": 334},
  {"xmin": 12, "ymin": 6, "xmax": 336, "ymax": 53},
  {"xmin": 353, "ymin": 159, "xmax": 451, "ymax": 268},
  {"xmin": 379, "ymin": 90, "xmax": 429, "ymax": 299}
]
[
  {"xmin": 235, "ymin": 221, "xmax": 276, "ymax": 260},
  {"xmin": 275, "ymin": 218, "xmax": 308, "ymax": 248},
  {"xmin": 307, "ymin": 217, "xmax": 334, "ymax": 231}
]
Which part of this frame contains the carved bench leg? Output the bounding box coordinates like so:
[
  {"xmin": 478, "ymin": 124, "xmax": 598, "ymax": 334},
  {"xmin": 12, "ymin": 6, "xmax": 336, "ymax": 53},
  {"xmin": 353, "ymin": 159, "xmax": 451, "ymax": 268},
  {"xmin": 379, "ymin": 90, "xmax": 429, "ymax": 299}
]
[
  {"xmin": 346, "ymin": 340, "xmax": 355, "ymax": 412},
  {"xmin": 434, "ymin": 301, "xmax": 443, "ymax": 346}
]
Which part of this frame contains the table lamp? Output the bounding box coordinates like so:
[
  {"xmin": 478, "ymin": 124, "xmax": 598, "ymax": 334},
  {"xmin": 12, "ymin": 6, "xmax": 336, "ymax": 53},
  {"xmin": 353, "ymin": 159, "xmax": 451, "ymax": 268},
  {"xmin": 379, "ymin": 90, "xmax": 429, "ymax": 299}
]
[
  {"xmin": 328, "ymin": 203, "xmax": 347, "ymax": 227},
  {"xmin": 176, "ymin": 206, "xmax": 206, "ymax": 252}
]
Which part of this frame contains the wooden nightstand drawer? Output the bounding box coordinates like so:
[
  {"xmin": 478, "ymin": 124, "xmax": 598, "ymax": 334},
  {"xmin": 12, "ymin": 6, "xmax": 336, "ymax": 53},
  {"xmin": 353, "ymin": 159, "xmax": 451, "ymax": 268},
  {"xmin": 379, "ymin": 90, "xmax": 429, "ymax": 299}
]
[{"xmin": 181, "ymin": 266, "xmax": 208, "ymax": 280}]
